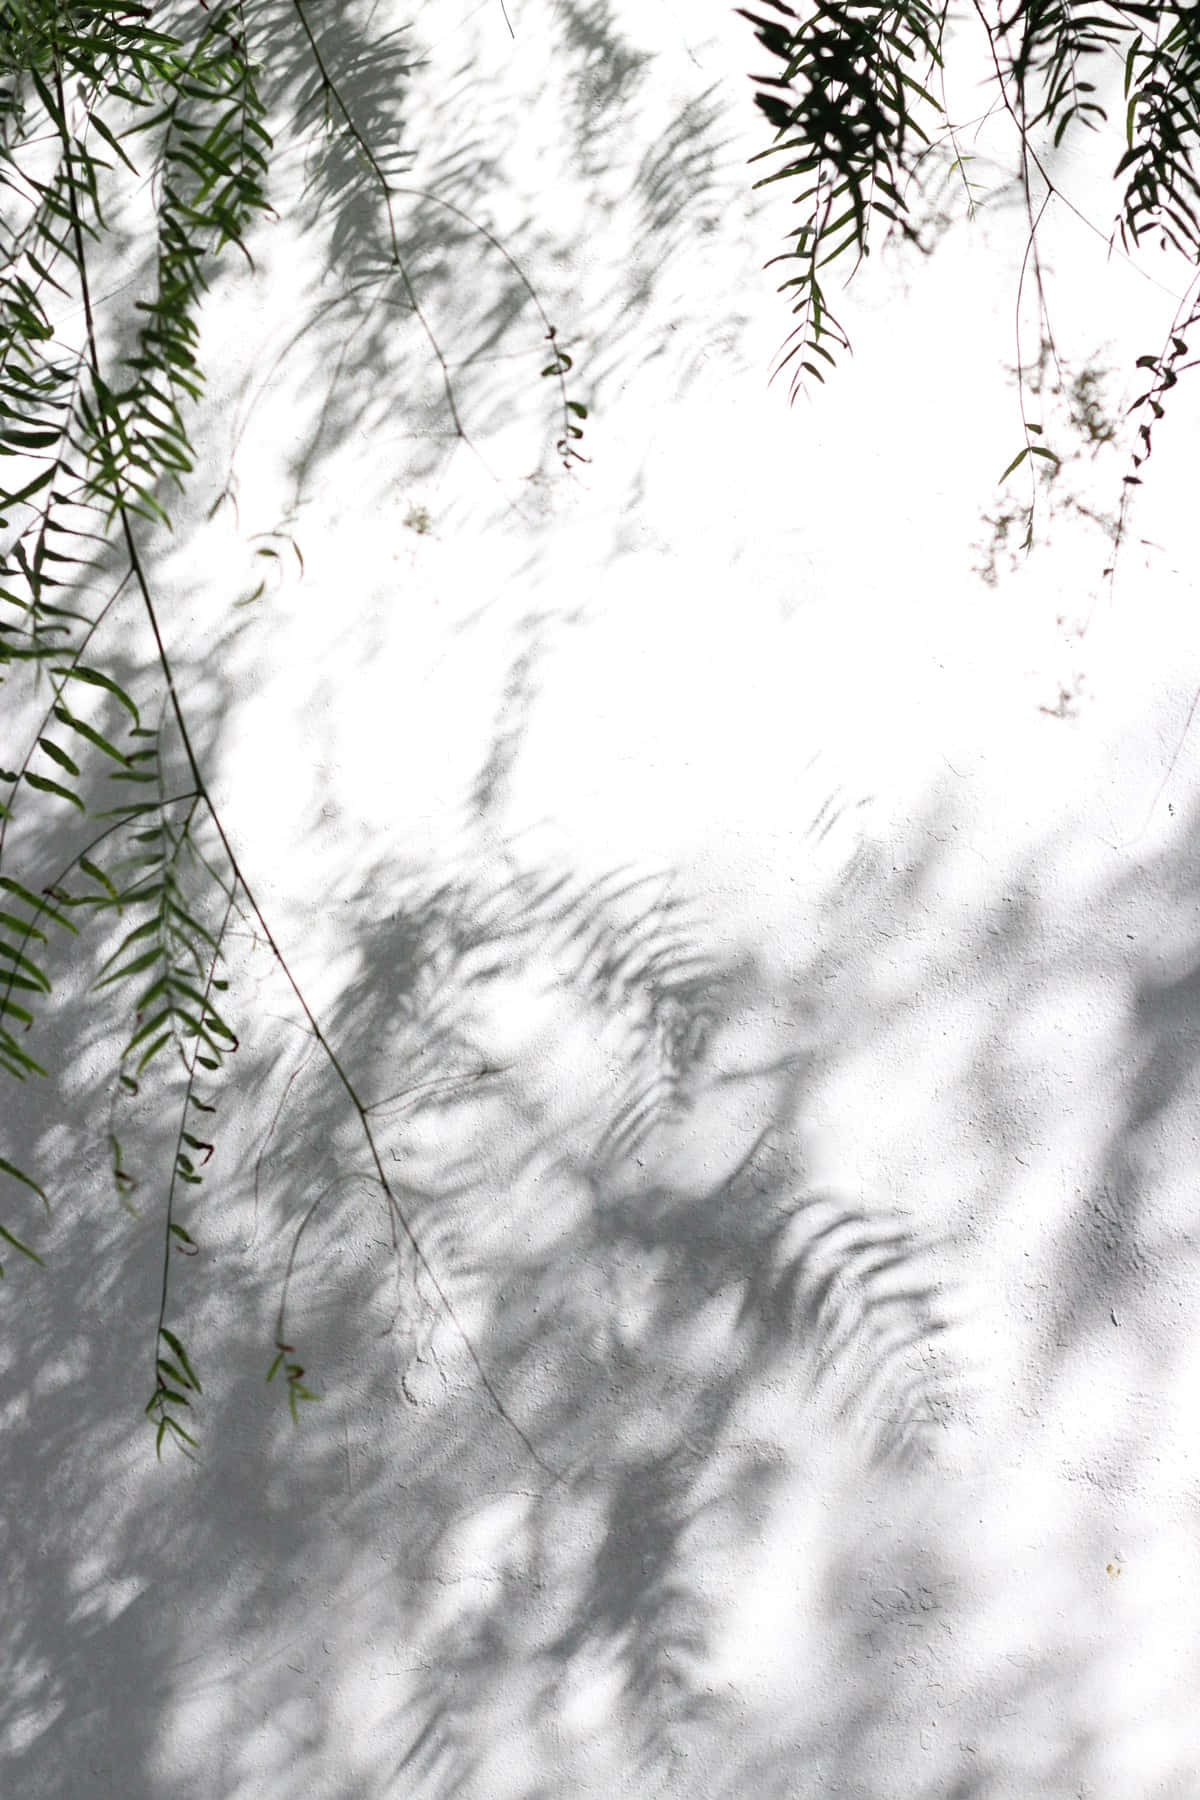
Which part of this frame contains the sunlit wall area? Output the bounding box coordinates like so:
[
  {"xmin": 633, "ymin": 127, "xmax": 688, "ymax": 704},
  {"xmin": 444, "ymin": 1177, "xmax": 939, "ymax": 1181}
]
[{"xmin": 3, "ymin": 4, "xmax": 1199, "ymax": 1797}]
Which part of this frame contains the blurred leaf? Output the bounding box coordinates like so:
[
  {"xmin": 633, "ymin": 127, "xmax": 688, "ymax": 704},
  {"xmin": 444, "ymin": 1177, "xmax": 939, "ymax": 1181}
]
[
  {"xmin": 23, "ymin": 770, "xmax": 84, "ymax": 810},
  {"xmin": 0, "ymin": 1222, "xmax": 44, "ymax": 1267},
  {"xmin": 0, "ymin": 1157, "xmax": 47, "ymax": 1206}
]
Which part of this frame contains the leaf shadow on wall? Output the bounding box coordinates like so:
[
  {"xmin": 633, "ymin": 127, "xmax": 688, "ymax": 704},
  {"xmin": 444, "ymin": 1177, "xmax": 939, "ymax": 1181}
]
[
  {"xmin": 0, "ymin": 756, "xmax": 944, "ymax": 1798},
  {"xmin": 233, "ymin": 820, "xmax": 961, "ymax": 1797},
  {"xmin": 5, "ymin": 7, "xmax": 1200, "ymax": 1797},
  {"xmin": 6, "ymin": 735, "xmax": 1200, "ymax": 1795}
]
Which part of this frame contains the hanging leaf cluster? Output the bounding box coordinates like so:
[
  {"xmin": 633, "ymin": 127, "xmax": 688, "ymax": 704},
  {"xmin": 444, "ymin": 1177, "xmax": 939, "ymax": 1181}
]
[
  {"xmin": 741, "ymin": 0, "xmax": 1200, "ymax": 477},
  {"xmin": 0, "ymin": 2, "xmax": 587, "ymax": 1461}
]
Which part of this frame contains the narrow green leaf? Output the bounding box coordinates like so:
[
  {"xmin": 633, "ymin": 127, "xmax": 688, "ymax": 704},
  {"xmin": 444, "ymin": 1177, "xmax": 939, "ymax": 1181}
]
[
  {"xmin": 24, "ymin": 771, "xmax": 85, "ymax": 811},
  {"xmin": 95, "ymin": 947, "xmax": 162, "ymax": 989},
  {"xmin": 89, "ymin": 111, "xmax": 141, "ymax": 176},
  {"xmin": 0, "ymin": 467, "xmax": 55, "ymax": 510},
  {"xmin": 51, "ymin": 666, "xmax": 139, "ymax": 722},
  {"xmin": 135, "ymin": 1030, "xmax": 172, "ymax": 1072},
  {"xmin": 159, "ymin": 1328, "xmax": 201, "ymax": 1392},
  {"xmin": 0, "ymin": 971, "xmax": 47, "ymax": 995},
  {"xmin": 0, "ymin": 1040, "xmax": 47, "ymax": 1078},
  {"xmin": 0, "ymin": 880, "xmax": 75, "ymax": 933},
  {"xmin": 54, "ymin": 708, "xmax": 130, "ymax": 766},
  {"xmin": 96, "ymin": 920, "xmax": 160, "ymax": 979},
  {"xmin": 166, "ymin": 901, "xmax": 221, "ymax": 952},
  {"xmin": 0, "ymin": 942, "xmax": 51, "ymax": 990},
  {"xmin": 157, "ymin": 1357, "xmax": 194, "ymax": 1391},
  {"xmin": 0, "ymin": 1223, "xmax": 44, "ymax": 1266},
  {"xmin": 135, "ymin": 975, "xmax": 168, "ymax": 1012},
  {"xmin": 37, "ymin": 738, "xmax": 81, "ymax": 778},
  {"xmin": 0, "ymin": 911, "xmax": 46, "ymax": 943},
  {"xmin": 79, "ymin": 857, "xmax": 120, "ymax": 900},
  {"xmin": 0, "ymin": 426, "xmax": 61, "ymax": 449},
  {"xmin": 0, "ymin": 1157, "xmax": 47, "ymax": 1205},
  {"xmin": 124, "ymin": 1007, "xmax": 170, "ymax": 1053}
]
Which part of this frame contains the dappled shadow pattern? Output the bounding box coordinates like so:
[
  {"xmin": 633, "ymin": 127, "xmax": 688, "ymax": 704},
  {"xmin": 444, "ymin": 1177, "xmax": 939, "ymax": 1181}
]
[
  {"xmin": 5, "ymin": 5, "xmax": 1200, "ymax": 1797},
  {"xmin": 6, "ymin": 742, "xmax": 1200, "ymax": 1794}
]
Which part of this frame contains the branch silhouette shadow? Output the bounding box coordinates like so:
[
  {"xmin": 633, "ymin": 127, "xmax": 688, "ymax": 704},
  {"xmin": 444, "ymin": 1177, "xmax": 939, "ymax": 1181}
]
[
  {"xmin": 5, "ymin": 7, "xmax": 1200, "ymax": 1797},
  {"xmin": 7, "ymin": 733, "xmax": 1200, "ymax": 1794}
]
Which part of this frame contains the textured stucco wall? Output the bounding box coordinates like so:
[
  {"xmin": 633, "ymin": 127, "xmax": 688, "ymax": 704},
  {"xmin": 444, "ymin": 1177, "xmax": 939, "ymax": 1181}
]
[{"xmin": 4, "ymin": 3, "xmax": 1200, "ymax": 1796}]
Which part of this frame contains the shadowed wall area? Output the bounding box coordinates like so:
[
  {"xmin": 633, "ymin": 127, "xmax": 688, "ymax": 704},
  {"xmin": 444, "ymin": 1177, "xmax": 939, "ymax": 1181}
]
[{"xmin": 3, "ymin": 1, "xmax": 1200, "ymax": 1796}]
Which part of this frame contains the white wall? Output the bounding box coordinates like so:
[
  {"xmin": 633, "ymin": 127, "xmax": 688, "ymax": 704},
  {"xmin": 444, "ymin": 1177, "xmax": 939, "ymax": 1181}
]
[{"xmin": 4, "ymin": 3, "xmax": 1200, "ymax": 1795}]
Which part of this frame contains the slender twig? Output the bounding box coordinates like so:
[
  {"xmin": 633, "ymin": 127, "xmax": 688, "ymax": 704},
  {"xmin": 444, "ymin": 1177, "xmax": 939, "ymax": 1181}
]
[{"xmin": 48, "ymin": 28, "xmax": 554, "ymax": 1474}]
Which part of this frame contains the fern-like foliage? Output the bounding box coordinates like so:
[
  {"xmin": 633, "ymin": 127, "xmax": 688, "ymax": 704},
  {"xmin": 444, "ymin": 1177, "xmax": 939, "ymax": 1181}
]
[
  {"xmin": 998, "ymin": 0, "xmax": 1123, "ymax": 147},
  {"xmin": 742, "ymin": 0, "xmax": 1200, "ymax": 532},
  {"xmin": 740, "ymin": 0, "xmax": 948, "ymax": 394},
  {"xmin": 0, "ymin": 5, "xmax": 270, "ymax": 1417},
  {"xmin": 0, "ymin": 2, "xmax": 586, "ymax": 1457}
]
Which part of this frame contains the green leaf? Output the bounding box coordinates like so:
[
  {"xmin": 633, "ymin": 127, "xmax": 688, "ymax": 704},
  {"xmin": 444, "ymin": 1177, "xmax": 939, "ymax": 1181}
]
[
  {"xmin": 998, "ymin": 446, "xmax": 1030, "ymax": 481},
  {"xmin": 97, "ymin": 918, "xmax": 160, "ymax": 978},
  {"xmin": 0, "ymin": 942, "xmax": 51, "ymax": 991},
  {"xmin": 95, "ymin": 948, "xmax": 162, "ymax": 990},
  {"xmin": 51, "ymin": 666, "xmax": 139, "ymax": 723},
  {"xmin": 0, "ymin": 879, "xmax": 75, "ymax": 933},
  {"xmin": 23, "ymin": 771, "xmax": 84, "ymax": 810},
  {"xmin": 0, "ymin": 1040, "xmax": 47, "ymax": 1078},
  {"xmin": 37, "ymin": 737, "xmax": 81, "ymax": 778},
  {"xmin": 135, "ymin": 1030, "xmax": 172, "ymax": 1072},
  {"xmin": 0, "ymin": 425, "xmax": 62, "ymax": 449},
  {"xmin": 0, "ymin": 1223, "xmax": 44, "ymax": 1267},
  {"xmin": 0, "ymin": 911, "xmax": 46, "ymax": 943},
  {"xmin": 109, "ymin": 1133, "xmax": 135, "ymax": 1192},
  {"xmin": 134, "ymin": 975, "xmax": 168, "ymax": 1012},
  {"xmin": 54, "ymin": 708, "xmax": 130, "ymax": 767},
  {"xmin": 0, "ymin": 1157, "xmax": 47, "ymax": 1206},
  {"xmin": 79, "ymin": 857, "xmax": 120, "ymax": 901},
  {"xmin": 89, "ymin": 111, "xmax": 142, "ymax": 176},
  {"xmin": 157, "ymin": 1356, "xmax": 193, "ymax": 1391},
  {"xmin": 124, "ymin": 1007, "xmax": 170, "ymax": 1053},
  {"xmin": 0, "ymin": 467, "xmax": 55, "ymax": 510},
  {"xmin": 0, "ymin": 971, "xmax": 48, "ymax": 995},
  {"xmin": 288, "ymin": 1381, "xmax": 319, "ymax": 1421},
  {"xmin": 159, "ymin": 1327, "xmax": 201, "ymax": 1392}
]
